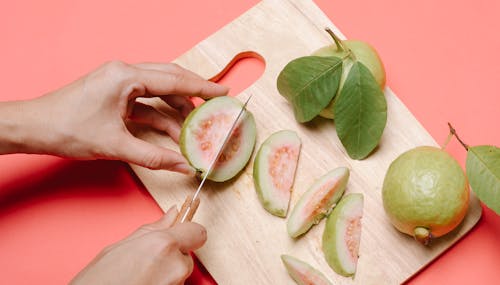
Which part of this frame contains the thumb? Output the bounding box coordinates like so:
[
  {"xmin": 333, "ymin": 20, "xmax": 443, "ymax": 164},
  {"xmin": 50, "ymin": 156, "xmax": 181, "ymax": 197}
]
[
  {"xmin": 168, "ymin": 222, "xmax": 208, "ymax": 253},
  {"xmin": 117, "ymin": 135, "xmax": 195, "ymax": 175}
]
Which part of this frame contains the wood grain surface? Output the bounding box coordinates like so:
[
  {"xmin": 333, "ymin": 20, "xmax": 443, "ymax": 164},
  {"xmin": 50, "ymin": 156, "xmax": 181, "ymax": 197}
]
[{"xmin": 129, "ymin": 0, "xmax": 482, "ymax": 283}]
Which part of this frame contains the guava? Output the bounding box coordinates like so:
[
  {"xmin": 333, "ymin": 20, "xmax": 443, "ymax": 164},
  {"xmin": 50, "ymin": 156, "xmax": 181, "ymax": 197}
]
[
  {"xmin": 281, "ymin": 254, "xmax": 332, "ymax": 285},
  {"xmin": 253, "ymin": 130, "xmax": 301, "ymax": 217},
  {"xmin": 313, "ymin": 29, "xmax": 386, "ymax": 119},
  {"xmin": 180, "ymin": 96, "xmax": 256, "ymax": 182},
  {"xmin": 322, "ymin": 193, "xmax": 364, "ymax": 277},
  {"xmin": 287, "ymin": 167, "xmax": 349, "ymax": 238},
  {"xmin": 382, "ymin": 146, "xmax": 470, "ymax": 245}
]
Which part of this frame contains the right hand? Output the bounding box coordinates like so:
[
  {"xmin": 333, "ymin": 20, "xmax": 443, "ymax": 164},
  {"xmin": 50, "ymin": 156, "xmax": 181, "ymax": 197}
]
[{"xmin": 70, "ymin": 206, "xmax": 207, "ymax": 285}]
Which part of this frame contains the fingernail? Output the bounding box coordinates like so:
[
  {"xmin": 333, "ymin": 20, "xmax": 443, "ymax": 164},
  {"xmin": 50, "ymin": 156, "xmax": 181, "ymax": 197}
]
[
  {"xmin": 201, "ymin": 227, "xmax": 207, "ymax": 241},
  {"xmin": 167, "ymin": 205, "xmax": 178, "ymax": 213},
  {"xmin": 171, "ymin": 163, "xmax": 196, "ymax": 176},
  {"xmin": 213, "ymin": 83, "xmax": 230, "ymax": 95}
]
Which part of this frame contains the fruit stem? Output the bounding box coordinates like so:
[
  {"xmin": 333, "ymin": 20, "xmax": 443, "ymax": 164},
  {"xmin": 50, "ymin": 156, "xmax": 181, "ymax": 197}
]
[
  {"xmin": 325, "ymin": 27, "xmax": 345, "ymax": 52},
  {"xmin": 325, "ymin": 27, "xmax": 357, "ymax": 61},
  {"xmin": 414, "ymin": 227, "xmax": 433, "ymax": 246},
  {"xmin": 447, "ymin": 122, "xmax": 469, "ymax": 151}
]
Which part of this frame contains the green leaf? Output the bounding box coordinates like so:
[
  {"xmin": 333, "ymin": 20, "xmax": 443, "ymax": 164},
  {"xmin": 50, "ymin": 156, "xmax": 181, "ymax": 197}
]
[
  {"xmin": 334, "ymin": 61, "xmax": 387, "ymax": 160},
  {"xmin": 466, "ymin": 145, "xmax": 500, "ymax": 214},
  {"xmin": 277, "ymin": 56, "xmax": 342, "ymax": 123}
]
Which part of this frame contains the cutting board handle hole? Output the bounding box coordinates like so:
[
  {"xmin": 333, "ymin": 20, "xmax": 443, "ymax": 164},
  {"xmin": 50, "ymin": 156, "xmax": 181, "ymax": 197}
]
[{"xmin": 192, "ymin": 51, "xmax": 265, "ymax": 106}]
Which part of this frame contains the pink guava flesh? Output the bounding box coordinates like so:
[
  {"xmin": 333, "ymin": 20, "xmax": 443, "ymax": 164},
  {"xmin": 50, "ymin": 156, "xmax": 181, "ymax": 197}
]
[
  {"xmin": 195, "ymin": 114, "xmax": 243, "ymax": 166},
  {"xmin": 322, "ymin": 193, "xmax": 364, "ymax": 277},
  {"xmin": 268, "ymin": 144, "xmax": 300, "ymax": 196},
  {"xmin": 180, "ymin": 96, "xmax": 256, "ymax": 182},
  {"xmin": 281, "ymin": 254, "xmax": 332, "ymax": 285},
  {"xmin": 345, "ymin": 215, "xmax": 362, "ymax": 264},
  {"xmin": 254, "ymin": 130, "xmax": 301, "ymax": 217},
  {"xmin": 287, "ymin": 167, "xmax": 349, "ymax": 238}
]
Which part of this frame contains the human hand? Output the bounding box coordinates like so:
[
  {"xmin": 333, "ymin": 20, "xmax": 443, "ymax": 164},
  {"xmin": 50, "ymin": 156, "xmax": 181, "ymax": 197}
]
[
  {"xmin": 70, "ymin": 206, "xmax": 207, "ymax": 285},
  {"xmin": 2, "ymin": 61, "xmax": 228, "ymax": 174}
]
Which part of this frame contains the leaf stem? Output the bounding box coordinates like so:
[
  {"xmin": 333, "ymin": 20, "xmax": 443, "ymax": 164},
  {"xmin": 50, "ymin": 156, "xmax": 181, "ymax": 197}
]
[
  {"xmin": 340, "ymin": 51, "xmax": 352, "ymax": 61},
  {"xmin": 447, "ymin": 122, "xmax": 469, "ymax": 150}
]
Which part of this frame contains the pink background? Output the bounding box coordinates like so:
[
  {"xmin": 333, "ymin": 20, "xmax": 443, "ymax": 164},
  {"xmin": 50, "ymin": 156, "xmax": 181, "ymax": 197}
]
[{"xmin": 1, "ymin": 0, "xmax": 499, "ymax": 284}]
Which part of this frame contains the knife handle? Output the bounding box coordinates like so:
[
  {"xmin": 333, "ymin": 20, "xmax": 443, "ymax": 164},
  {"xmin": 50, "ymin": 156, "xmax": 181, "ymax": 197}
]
[{"xmin": 174, "ymin": 194, "xmax": 200, "ymax": 224}]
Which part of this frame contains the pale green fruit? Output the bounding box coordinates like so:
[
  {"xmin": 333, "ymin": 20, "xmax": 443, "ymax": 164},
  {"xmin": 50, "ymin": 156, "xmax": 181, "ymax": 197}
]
[
  {"xmin": 180, "ymin": 96, "xmax": 256, "ymax": 182},
  {"xmin": 253, "ymin": 130, "xmax": 301, "ymax": 217},
  {"xmin": 313, "ymin": 40, "xmax": 386, "ymax": 119},
  {"xmin": 322, "ymin": 193, "xmax": 364, "ymax": 277},
  {"xmin": 382, "ymin": 146, "xmax": 470, "ymax": 245},
  {"xmin": 287, "ymin": 167, "xmax": 349, "ymax": 238},
  {"xmin": 281, "ymin": 255, "xmax": 332, "ymax": 285}
]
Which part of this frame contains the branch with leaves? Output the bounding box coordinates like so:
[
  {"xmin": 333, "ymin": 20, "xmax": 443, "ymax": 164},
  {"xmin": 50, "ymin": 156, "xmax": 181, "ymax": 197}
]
[{"xmin": 446, "ymin": 123, "xmax": 500, "ymax": 214}]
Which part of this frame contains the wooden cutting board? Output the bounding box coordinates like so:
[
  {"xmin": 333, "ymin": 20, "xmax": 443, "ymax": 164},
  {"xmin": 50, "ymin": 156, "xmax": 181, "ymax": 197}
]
[{"xmin": 129, "ymin": 0, "xmax": 482, "ymax": 283}]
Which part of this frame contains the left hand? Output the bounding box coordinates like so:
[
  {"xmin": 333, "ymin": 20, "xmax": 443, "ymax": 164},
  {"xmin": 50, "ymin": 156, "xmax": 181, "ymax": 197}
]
[{"xmin": 10, "ymin": 61, "xmax": 228, "ymax": 174}]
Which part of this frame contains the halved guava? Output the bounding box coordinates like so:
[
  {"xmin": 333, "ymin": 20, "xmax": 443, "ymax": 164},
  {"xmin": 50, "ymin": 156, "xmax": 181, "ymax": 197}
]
[
  {"xmin": 287, "ymin": 167, "xmax": 349, "ymax": 238},
  {"xmin": 281, "ymin": 254, "xmax": 332, "ymax": 285},
  {"xmin": 180, "ymin": 96, "xmax": 256, "ymax": 182},
  {"xmin": 322, "ymin": 193, "xmax": 364, "ymax": 277},
  {"xmin": 253, "ymin": 130, "xmax": 301, "ymax": 217}
]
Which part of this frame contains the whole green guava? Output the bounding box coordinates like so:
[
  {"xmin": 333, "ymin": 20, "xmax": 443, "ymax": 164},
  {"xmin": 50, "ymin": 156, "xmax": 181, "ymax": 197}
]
[{"xmin": 382, "ymin": 146, "xmax": 470, "ymax": 245}]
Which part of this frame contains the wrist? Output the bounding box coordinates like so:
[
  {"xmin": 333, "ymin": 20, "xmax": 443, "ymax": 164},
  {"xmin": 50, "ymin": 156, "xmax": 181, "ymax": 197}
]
[{"xmin": 0, "ymin": 98, "xmax": 59, "ymax": 155}]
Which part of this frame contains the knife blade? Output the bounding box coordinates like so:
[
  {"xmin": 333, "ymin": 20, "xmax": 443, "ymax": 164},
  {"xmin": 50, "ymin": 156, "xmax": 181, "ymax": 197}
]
[{"xmin": 176, "ymin": 95, "xmax": 253, "ymax": 223}]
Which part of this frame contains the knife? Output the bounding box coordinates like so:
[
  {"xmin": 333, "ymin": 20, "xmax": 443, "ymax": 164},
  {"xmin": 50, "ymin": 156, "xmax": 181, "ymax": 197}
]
[{"xmin": 175, "ymin": 95, "xmax": 253, "ymax": 224}]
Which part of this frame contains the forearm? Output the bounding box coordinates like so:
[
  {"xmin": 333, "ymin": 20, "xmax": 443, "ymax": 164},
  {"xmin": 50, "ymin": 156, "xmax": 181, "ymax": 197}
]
[{"xmin": 0, "ymin": 97, "xmax": 58, "ymax": 155}]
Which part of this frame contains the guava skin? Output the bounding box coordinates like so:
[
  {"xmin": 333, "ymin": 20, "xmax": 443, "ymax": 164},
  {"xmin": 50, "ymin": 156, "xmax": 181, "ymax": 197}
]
[
  {"xmin": 313, "ymin": 41, "xmax": 386, "ymax": 88},
  {"xmin": 281, "ymin": 255, "xmax": 332, "ymax": 285},
  {"xmin": 313, "ymin": 40, "xmax": 386, "ymax": 119},
  {"xmin": 179, "ymin": 96, "xmax": 256, "ymax": 182},
  {"xmin": 253, "ymin": 130, "xmax": 301, "ymax": 217},
  {"xmin": 287, "ymin": 167, "xmax": 349, "ymax": 238},
  {"xmin": 382, "ymin": 146, "xmax": 470, "ymax": 243},
  {"xmin": 322, "ymin": 193, "xmax": 363, "ymax": 277}
]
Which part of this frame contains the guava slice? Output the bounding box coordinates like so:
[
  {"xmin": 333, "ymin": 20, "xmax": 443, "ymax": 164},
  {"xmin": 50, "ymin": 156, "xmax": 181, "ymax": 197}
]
[
  {"xmin": 322, "ymin": 193, "xmax": 364, "ymax": 277},
  {"xmin": 287, "ymin": 167, "xmax": 349, "ymax": 238},
  {"xmin": 180, "ymin": 96, "xmax": 256, "ymax": 182},
  {"xmin": 281, "ymin": 254, "xmax": 332, "ymax": 285},
  {"xmin": 253, "ymin": 130, "xmax": 301, "ymax": 217}
]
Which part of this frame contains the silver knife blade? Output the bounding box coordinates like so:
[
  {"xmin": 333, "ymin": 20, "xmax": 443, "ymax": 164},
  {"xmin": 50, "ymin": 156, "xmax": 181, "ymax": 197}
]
[{"xmin": 179, "ymin": 94, "xmax": 253, "ymax": 222}]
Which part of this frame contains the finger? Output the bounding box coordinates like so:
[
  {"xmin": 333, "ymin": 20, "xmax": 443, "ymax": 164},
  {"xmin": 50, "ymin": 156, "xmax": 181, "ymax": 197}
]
[
  {"xmin": 147, "ymin": 206, "xmax": 179, "ymax": 230},
  {"xmin": 150, "ymin": 103, "xmax": 185, "ymax": 126},
  {"xmin": 116, "ymin": 135, "xmax": 195, "ymax": 175},
  {"xmin": 163, "ymin": 252, "xmax": 194, "ymax": 284},
  {"xmin": 124, "ymin": 206, "xmax": 179, "ymax": 242},
  {"xmin": 133, "ymin": 62, "xmax": 204, "ymax": 81},
  {"xmin": 134, "ymin": 63, "xmax": 209, "ymax": 116},
  {"xmin": 168, "ymin": 222, "xmax": 207, "ymax": 253},
  {"xmin": 129, "ymin": 102, "xmax": 182, "ymax": 143},
  {"xmin": 161, "ymin": 95, "xmax": 195, "ymax": 118},
  {"xmin": 133, "ymin": 69, "xmax": 229, "ymax": 100}
]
